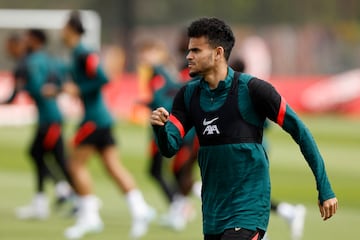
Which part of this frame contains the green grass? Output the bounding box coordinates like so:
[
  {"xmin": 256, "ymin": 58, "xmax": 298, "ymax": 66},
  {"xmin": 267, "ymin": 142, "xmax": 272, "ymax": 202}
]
[{"xmin": 0, "ymin": 115, "xmax": 359, "ymax": 240}]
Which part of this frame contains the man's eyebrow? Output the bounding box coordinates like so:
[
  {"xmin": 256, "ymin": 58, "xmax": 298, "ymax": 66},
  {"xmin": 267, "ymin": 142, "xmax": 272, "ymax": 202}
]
[{"xmin": 188, "ymin": 47, "xmax": 200, "ymax": 51}]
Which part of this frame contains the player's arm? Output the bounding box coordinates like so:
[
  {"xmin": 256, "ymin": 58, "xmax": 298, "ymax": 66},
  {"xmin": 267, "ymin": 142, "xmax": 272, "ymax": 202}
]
[
  {"xmin": 3, "ymin": 90, "xmax": 17, "ymax": 104},
  {"xmin": 78, "ymin": 53, "xmax": 108, "ymax": 95},
  {"xmin": 3, "ymin": 77, "xmax": 21, "ymax": 103},
  {"xmin": 248, "ymin": 78, "xmax": 338, "ymax": 220},
  {"xmin": 151, "ymin": 86, "xmax": 192, "ymax": 158},
  {"xmin": 42, "ymin": 60, "xmax": 71, "ymax": 98},
  {"xmin": 3, "ymin": 64, "xmax": 28, "ymax": 104}
]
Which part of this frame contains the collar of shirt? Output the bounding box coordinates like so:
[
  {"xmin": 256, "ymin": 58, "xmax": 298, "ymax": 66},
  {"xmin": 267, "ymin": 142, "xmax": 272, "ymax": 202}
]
[
  {"xmin": 72, "ymin": 42, "xmax": 85, "ymax": 57},
  {"xmin": 28, "ymin": 48, "xmax": 46, "ymax": 58},
  {"xmin": 199, "ymin": 67, "xmax": 234, "ymax": 95}
]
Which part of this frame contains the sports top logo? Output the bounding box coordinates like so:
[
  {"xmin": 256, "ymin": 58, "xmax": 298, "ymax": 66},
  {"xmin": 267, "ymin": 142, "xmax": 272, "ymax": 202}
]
[
  {"xmin": 202, "ymin": 117, "xmax": 219, "ymax": 126},
  {"xmin": 202, "ymin": 117, "xmax": 220, "ymax": 135}
]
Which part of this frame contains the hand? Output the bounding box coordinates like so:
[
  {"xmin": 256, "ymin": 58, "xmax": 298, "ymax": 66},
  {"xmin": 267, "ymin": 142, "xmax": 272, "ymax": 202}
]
[
  {"xmin": 42, "ymin": 83, "xmax": 58, "ymax": 98},
  {"xmin": 318, "ymin": 197, "xmax": 338, "ymax": 221},
  {"xmin": 150, "ymin": 107, "xmax": 169, "ymax": 126},
  {"xmin": 63, "ymin": 82, "xmax": 80, "ymax": 97}
]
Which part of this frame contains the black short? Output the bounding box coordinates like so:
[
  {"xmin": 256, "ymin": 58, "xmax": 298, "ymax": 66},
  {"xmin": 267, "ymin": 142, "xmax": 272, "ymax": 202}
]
[
  {"xmin": 204, "ymin": 228, "xmax": 265, "ymax": 240},
  {"xmin": 74, "ymin": 122, "xmax": 116, "ymax": 150}
]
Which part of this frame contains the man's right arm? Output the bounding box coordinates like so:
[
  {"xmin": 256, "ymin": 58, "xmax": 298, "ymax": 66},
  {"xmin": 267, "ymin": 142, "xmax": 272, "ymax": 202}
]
[{"xmin": 151, "ymin": 86, "xmax": 193, "ymax": 158}]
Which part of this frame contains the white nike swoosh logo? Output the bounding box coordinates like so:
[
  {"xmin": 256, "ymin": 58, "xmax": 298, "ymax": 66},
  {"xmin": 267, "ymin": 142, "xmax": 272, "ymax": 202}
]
[
  {"xmin": 235, "ymin": 227, "xmax": 241, "ymax": 231},
  {"xmin": 203, "ymin": 117, "xmax": 219, "ymax": 126}
]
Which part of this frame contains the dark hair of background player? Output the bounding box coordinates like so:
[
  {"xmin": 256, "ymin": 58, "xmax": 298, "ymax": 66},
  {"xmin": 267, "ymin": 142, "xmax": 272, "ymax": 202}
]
[
  {"xmin": 230, "ymin": 58, "xmax": 246, "ymax": 72},
  {"xmin": 27, "ymin": 29, "xmax": 47, "ymax": 45},
  {"xmin": 66, "ymin": 11, "xmax": 85, "ymax": 35}
]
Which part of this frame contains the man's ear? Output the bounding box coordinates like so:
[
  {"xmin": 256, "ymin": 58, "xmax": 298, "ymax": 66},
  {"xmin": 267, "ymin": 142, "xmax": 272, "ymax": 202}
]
[{"xmin": 215, "ymin": 46, "xmax": 225, "ymax": 60}]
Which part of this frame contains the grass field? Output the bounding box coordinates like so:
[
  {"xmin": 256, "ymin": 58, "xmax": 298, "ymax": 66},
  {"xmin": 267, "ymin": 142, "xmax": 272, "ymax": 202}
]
[{"xmin": 0, "ymin": 115, "xmax": 359, "ymax": 240}]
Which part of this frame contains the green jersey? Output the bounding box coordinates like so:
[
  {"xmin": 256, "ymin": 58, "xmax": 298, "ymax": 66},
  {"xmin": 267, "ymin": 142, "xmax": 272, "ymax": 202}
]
[
  {"xmin": 24, "ymin": 50, "xmax": 63, "ymax": 125},
  {"xmin": 153, "ymin": 67, "xmax": 335, "ymax": 234},
  {"xmin": 69, "ymin": 43, "xmax": 113, "ymax": 128}
]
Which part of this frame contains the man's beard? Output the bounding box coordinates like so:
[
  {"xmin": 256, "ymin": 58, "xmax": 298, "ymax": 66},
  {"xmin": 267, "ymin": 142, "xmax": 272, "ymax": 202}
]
[{"xmin": 189, "ymin": 71, "xmax": 200, "ymax": 78}]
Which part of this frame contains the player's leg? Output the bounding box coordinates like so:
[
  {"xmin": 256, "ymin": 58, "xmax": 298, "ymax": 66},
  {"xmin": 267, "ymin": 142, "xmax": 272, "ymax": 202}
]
[
  {"xmin": 100, "ymin": 145, "xmax": 136, "ymax": 191},
  {"xmin": 149, "ymin": 139, "xmax": 175, "ymax": 202},
  {"xmin": 173, "ymin": 132, "xmax": 199, "ymax": 197},
  {"xmin": 162, "ymin": 141, "xmax": 197, "ymax": 231},
  {"xmin": 68, "ymin": 146, "xmax": 95, "ymax": 195},
  {"xmin": 16, "ymin": 126, "xmax": 49, "ymax": 220},
  {"xmin": 44, "ymin": 124, "xmax": 73, "ymax": 205},
  {"xmin": 173, "ymin": 145, "xmax": 194, "ymax": 196},
  {"xmin": 65, "ymin": 145, "xmax": 103, "ymax": 239},
  {"xmin": 272, "ymin": 200, "xmax": 306, "ymax": 240},
  {"xmin": 99, "ymin": 144, "xmax": 155, "ymax": 238},
  {"xmin": 31, "ymin": 127, "xmax": 49, "ymax": 194},
  {"xmin": 67, "ymin": 122, "xmax": 98, "ymax": 196},
  {"xmin": 188, "ymin": 134, "xmax": 201, "ymax": 199},
  {"xmin": 270, "ymin": 201, "xmax": 278, "ymax": 212}
]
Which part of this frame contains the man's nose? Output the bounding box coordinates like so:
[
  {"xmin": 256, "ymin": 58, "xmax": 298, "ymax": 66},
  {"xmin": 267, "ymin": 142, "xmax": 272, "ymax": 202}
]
[{"xmin": 186, "ymin": 51, "xmax": 192, "ymax": 60}]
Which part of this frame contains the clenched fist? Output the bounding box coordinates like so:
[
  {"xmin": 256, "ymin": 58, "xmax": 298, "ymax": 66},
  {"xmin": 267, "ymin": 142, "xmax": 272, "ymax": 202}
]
[{"xmin": 150, "ymin": 107, "xmax": 169, "ymax": 126}]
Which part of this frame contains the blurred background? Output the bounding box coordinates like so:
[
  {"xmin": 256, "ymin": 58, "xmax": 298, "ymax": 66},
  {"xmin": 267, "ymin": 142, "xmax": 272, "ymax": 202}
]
[
  {"xmin": 0, "ymin": 1, "xmax": 359, "ymax": 240},
  {"xmin": 0, "ymin": 0, "xmax": 360, "ymax": 123},
  {"xmin": 1, "ymin": 0, "xmax": 360, "ymax": 74}
]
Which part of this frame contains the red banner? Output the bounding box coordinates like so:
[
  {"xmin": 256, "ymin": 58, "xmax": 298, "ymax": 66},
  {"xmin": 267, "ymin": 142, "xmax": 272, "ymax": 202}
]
[{"xmin": 1, "ymin": 71, "xmax": 359, "ymax": 126}]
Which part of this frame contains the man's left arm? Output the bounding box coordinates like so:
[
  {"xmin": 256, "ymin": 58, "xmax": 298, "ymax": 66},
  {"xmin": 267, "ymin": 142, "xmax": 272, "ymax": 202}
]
[{"xmin": 248, "ymin": 78, "xmax": 338, "ymax": 220}]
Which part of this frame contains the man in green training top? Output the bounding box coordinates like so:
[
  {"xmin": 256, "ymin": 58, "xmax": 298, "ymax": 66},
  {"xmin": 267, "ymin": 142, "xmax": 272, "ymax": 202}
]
[
  {"xmin": 150, "ymin": 17, "xmax": 338, "ymax": 240},
  {"xmin": 5, "ymin": 30, "xmax": 74, "ymax": 220}
]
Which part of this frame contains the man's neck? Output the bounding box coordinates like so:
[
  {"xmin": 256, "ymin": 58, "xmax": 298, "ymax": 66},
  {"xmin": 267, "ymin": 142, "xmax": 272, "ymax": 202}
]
[
  {"xmin": 204, "ymin": 64, "xmax": 228, "ymax": 90},
  {"xmin": 31, "ymin": 45, "xmax": 43, "ymax": 53},
  {"xmin": 69, "ymin": 36, "xmax": 81, "ymax": 49}
]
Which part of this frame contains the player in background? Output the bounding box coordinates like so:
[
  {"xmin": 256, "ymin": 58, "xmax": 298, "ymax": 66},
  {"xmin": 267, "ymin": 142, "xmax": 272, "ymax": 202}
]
[
  {"xmin": 4, "ymin": 33, "xmax": 27, "ymax": 96},
  {"xmin": 137, "ymin": 40, "xmax": 179, "ymax": 204},
  {"xmin": 3, "ymin": 30, "xmax": 73, "ymax": 220},
  {"xmin": 151, "ymin": 17, "xmax": 337, "ymax": 240},
  {"xmin": 230, "ymin": 58, "xmax": 306, "ymax": 240},
  {"xmin": 61, "ymin": 11, "xmax": 155, "ymax": 239},
  {"xmin": 136, "ymin": 40, "xmax": 199, "ymax": 231}
]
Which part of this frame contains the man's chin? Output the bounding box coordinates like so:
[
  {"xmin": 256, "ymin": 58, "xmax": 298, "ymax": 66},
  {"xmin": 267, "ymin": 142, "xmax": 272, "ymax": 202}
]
[{"xmin": 189, "ymin": 71, "xmax": 200, "ymax": 78}]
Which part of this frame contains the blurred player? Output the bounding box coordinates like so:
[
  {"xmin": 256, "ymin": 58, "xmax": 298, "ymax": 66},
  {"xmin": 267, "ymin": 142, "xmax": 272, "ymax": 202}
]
[
  {"xmin": 230, "ymin": 58, "xmax": 306, "ymax": 240},
  {"xmin": 137, "ymin": 40, "xmax": 178, "ymax": 204},
  {"xmin": 151, "ymin": 17, "xmax": 337, "ymax": 240},
  {"xmin": 61, "ymin": 11, "xmax": 155, "ymax": 239},
  {"xmin": 4, "ymin": 30, "xmax": 73, "ymax": 220},
  {"xmin": 137, "ymin": 40, "xmax": 198, "ymax": 231}
]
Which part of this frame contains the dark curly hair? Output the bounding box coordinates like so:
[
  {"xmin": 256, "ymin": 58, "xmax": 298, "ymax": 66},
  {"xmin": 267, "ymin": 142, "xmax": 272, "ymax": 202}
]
[{"xmin": 187, "ymin": 17, "xmax": 235, "ymax": 61}]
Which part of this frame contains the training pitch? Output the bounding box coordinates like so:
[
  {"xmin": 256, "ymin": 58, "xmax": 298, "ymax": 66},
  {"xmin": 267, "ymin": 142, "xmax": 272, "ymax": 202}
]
[{"xmin": 0, "ymin": 115, "xmax": 359, "ymax": 240}]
